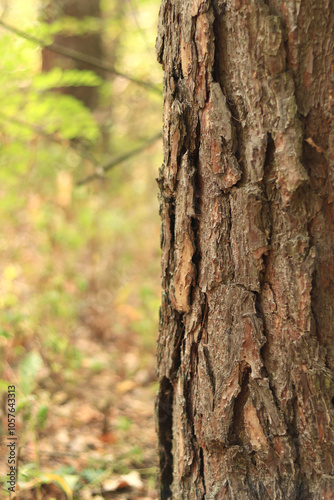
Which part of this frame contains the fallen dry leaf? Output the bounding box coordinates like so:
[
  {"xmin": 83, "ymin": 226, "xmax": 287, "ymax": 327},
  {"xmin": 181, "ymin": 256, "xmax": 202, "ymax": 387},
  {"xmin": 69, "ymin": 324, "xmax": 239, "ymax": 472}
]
[
  {"xmin": 116, "ymin": 379, "xmax": 137, "ymax": 393},
  {"xmin": 73, "ymin": 404, "xmax": 103, "ymax": 424},
  {"xmin": 102, "ymin": 471, "xmax": 143, "ymax": 492},
  {"xmin": 98, "ymin": 432, "xmax": 117, "ymax": 444}
]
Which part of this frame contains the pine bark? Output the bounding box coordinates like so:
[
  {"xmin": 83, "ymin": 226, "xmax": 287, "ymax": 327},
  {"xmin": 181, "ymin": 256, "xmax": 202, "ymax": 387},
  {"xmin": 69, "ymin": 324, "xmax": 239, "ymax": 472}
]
[{"xmin": 156, "ymin": 0, "xmax": 334, "ymax": 498}]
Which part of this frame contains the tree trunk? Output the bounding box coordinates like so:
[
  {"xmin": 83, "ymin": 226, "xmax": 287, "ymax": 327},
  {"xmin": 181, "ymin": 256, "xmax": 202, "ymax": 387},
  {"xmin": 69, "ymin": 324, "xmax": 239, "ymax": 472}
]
[
  {"xmin": 156, "ymin": 0, "xmax": 334, "ymax": 498},
  {"xmin": 41, "ymin": 0, "xmax": 104, "ymax": 110}
]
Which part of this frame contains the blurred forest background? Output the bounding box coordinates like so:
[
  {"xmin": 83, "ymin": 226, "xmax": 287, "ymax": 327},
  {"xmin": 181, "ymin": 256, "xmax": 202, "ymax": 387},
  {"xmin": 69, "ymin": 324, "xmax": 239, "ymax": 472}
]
[{"xmin": 0, "ymin": 0, "xmax": 162, "ymax": 498}]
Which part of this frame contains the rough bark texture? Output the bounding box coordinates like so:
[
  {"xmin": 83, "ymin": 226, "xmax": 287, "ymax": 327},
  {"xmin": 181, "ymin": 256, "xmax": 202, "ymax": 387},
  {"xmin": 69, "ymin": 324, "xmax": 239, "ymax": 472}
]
[{"xmin": 156, "ymin": 0, "xmax": 334, "ymax": 498}]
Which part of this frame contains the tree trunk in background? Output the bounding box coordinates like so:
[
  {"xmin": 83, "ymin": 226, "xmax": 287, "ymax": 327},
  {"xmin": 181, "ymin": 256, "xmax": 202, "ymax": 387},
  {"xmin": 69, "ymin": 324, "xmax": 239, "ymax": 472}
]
[
  {"xmin": 156, "ymin": 0, "xmax": 334, "ymax": 498},
  {"xmin": 42, "ymin": 0, "xmax": 104, "ymax": 110}
]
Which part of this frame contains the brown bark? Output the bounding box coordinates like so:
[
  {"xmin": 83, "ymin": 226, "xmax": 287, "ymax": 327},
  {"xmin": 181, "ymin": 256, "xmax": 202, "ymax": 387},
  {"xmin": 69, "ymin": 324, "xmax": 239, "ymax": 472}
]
[
  {"xmin": 156, "ymin": 0, "xmax": 334, "ymax": 498},
  {"xmin": 41, "ymin": 0, "xmax": 104, "ymax": 110}
]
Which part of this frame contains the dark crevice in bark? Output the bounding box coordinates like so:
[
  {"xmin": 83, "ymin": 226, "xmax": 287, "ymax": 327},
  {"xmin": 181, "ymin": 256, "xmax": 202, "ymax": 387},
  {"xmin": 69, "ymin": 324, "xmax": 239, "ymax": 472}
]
[
  {"xmin": 169, "ymin": 196, "xmax": 176, "ymax": 232},
  {"xmin": 169, "ymin": 198, "xmax": 176, "ymax": 250},
  {"xmin": 170, "ymin": 316, "xmax": 185, "ymax": 379},
  {"xmin": 191, "ymin": 129, "xmax": 202, "ymax": 226},
  {"xmin": 228, "ymin": 364, "xmax": 251, "ymax": 445},
  {"xmin": 199, "ymin": 447, "xmax": 206, "ymax": 499},
  {"xmin": 157, "ymin": 377, "xmax": 174, "ymax": 500},
  {"xmin": 308, "ymin": 250, "xmax": 321, "ymax": 347},
  {"xmin": 288, "ymin": 390, "xmax": 300, "ymax": 445},
  {"xmin": 190, "ymin": 121, "xmax": 203, "ymax": 291},
  {"xmin": 191, "ymin": 216, "xmax": 201, "ymax": 267},
  {"xmin": 192, "ymin": 117, "xmax": 202, "ymax": 207},
  {"xmin": 212, "ymin": 7, "xmax": 224, "ymax": 84},
  {"xmin": 258, "ymin": 132, "xmax": 275, "ymax": 364},
  {"xmin": 189, "ymin": 343, "xmax": 201, "ymax": 445},
  {"xmin": 197, "ymin": 291, "xmax": 208, "ymax": 344},
  {"xmin": 262, "ymin": 132, "xmax": 276, "ymax": 202},
  {"xmin": 203, "ymin": 344, "xmax": 216, "ymax": 397},
  {"xmin": 226, "ymin": 197, "xmax": 235, "ymax": 282},
  {"xmin": 254, "ymin": 293, "xmax": 265, "ymax": 321}
]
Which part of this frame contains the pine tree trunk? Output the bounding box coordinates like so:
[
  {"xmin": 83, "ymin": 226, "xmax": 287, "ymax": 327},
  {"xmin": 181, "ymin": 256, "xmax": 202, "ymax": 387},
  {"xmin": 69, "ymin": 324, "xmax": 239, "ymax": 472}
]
[{"xmin": 156, "ymin": 0, "xmax": 334, "ymax": 498}]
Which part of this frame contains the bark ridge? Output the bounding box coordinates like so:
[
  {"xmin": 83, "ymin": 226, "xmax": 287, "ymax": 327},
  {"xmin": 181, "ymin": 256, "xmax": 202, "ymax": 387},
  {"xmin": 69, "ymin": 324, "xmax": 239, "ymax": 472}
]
[{"xmin": 156, "ymin": 0, "xmax": 334, "ymax": 498}]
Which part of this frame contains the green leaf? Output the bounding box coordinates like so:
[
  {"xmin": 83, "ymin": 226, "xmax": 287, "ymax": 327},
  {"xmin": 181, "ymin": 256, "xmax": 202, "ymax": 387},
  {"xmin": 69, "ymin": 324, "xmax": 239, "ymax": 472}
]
[
  {"xmin": 116, "ymin": 416, "xmax": 133, "ymax": 431},
  {"xmin": 63, "ymin": 475, "xmax": 80, "ymax": 491},
  {"xmin": 32, "ymin": 68, "xmax": 103, "ymax": 91},
  {"xmin": 35, "ymin": 16, "xmax": 102, "ymax": 37},
  {"xmin": 0, "ymin": 380, "xmax": 11, "ymax": 392},
  {"xmin": 19, "ymin": 351, "xmax": 44, "ymax": 396},
  {"xmin": 36, "ymin": 404, "xmax": 49, "ymax": 429},
  {"xmin": 0, "ymin": 330, "xmax": 11, "ymax": 339},
  {"xmin": 81, "ymin": 468, "xmax": 105, "ymax": 482}
]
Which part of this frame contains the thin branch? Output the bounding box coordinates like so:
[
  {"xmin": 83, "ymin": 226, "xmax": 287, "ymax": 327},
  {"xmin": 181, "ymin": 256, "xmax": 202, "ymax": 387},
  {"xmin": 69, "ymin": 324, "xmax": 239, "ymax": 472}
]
[
  {"xmin": 77, "ymin": 132, "xmax": 162, "ymax": 186},
  {"xmin": 127, "ymin": 0, "xmax": 154, "ymax": 57},
  {"xmin": 0, "ymin": 111, "xmax": 98, "ymax": 165},
  {"xmin": 0, "ymin": 111, "xmax": 63, "ymax": 144},
  {"xmin": 0, "ymin": 20, "xmax": 162, "ymax": 95}
]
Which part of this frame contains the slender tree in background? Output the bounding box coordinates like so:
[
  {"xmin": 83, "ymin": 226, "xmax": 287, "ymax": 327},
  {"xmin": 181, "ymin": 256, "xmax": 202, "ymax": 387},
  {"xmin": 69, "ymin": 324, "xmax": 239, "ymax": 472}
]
[
  {"xmin": 41, "ymin": 0, "xmax": 104, "ymax": 110},
  {"xmin": 156, "ymin": 0, "xmax": 334, "ymax": 498}
]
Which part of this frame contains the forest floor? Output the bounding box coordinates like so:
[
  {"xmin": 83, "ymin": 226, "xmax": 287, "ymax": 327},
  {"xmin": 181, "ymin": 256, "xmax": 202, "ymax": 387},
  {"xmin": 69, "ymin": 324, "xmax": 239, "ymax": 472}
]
[
  {"xmin": 1, "ymin": 276, "xmax": 159, "ymax": 500},
  {"xmin": 0, "ymin": 1, "xmax": 162, "ymax": 498},
  {"xmin": 0, "ymin": 141, "xmax": 161, "ymax": 500}
]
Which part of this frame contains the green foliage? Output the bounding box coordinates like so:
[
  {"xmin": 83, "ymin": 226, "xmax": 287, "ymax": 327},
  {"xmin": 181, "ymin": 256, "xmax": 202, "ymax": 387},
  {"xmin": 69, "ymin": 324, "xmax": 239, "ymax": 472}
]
[
  {"xmin": 36, "ymin": 404, "xmax": 49, "ymax": 429},
  {"xmin": 19, "ymin": 350, "xmax": 44, "ymax": 396},
  {"xmin": 0, "ymin": 0, "xmax": 161, "ymax": 497},
  {"xmin": 116, "ymin": 415, "xmax": 133, "ymax": 431},
  {"xmin": 16, "ymin": 463, "xmax": 78, "ymax": 499},
  {"xmin": 33, "ymin": 16, "xmax": 103, "ymax": 38},
  {"xmin": 32, "ymin": 67, "xmax": 103, "ymax": 90},
  {"xmin": 80, "ymin": 467, "xmax": 105, "ymax": 483}
]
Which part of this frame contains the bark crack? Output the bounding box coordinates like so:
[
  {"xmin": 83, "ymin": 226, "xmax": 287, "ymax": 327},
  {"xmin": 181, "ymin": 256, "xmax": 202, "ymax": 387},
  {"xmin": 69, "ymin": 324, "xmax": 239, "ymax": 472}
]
[
  {"xmin": 228, "ymin": 364, "xmax": 251, "ymax": 446},
  {"xmin": 199, "ymin": 447, "xmax": 206, "ymax": 499},
  {"xmin": 157, "ymin": 377, "xmax": 174, "ymax": 499}
]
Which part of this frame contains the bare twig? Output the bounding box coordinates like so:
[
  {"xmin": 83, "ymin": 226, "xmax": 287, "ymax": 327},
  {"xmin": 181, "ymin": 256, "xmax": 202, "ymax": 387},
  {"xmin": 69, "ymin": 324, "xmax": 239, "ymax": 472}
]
[
  {"xmin": 77, "ymin": 132, "xmax": 162, "ymax": 186},
  {"xmin": 0, "ymin": 111, "xmax": 98, "ymax": 165},
  {"xmin": 0, "ymin": 20, "xmax": 162, "ymax": 95},
  {"xmin": 127, "ymin": 0, "xmax": 154, "ymax": 57},
  {"xmin": 0, "ymin": 111, "xmax": 64, "ymax": 144}
]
